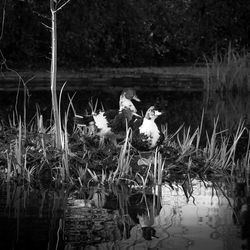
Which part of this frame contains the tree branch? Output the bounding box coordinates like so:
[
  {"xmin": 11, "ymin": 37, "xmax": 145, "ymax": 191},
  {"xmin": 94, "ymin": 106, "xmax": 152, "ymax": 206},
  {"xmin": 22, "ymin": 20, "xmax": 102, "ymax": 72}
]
[
  {"xmin": 41, "ymin": 22, "xmax": 52, "ymax": 30},
  {"xmin": 50, "ymin": 0, "xmax": 56, "ymax": 12},
  {"xmin": 33, "ymin": 10, "xmax": 51, "ymax": 21},
  {"xmin": 55, "ymin": 0, "xmax": 71, "ymax": 13},
  {"xmin": 0, "ymin": 0, "xmax": 6, "ymax": 41}
]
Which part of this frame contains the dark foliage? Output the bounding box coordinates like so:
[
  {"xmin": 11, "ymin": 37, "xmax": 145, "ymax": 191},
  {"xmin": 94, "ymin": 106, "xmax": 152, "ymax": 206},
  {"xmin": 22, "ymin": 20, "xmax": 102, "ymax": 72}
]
[{"xmin": 1, "ymin": 0, "xmax": 250, "ymax": 68}]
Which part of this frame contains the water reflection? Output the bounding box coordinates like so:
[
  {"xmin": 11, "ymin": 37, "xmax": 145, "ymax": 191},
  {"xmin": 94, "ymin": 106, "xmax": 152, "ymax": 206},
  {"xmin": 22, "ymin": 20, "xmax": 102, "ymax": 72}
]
[
  {"xmin": 0, "ymin": 175, "xmax": 248, "ymax": 250},
  {"xmin": 92, "ymin": 178, "xmax": 246, "ymax": 250},
  {"xmin": 0, "ymin": 89, "xmax": 203, "ymax": 133},
  {"xmin": 206, "ymin": 93, "xmax": 250, "ymax": 131},
  {"xmin": 152, "ymin": 180, "xmax": 239, "ymax": 250},
  {"xmin": 0, "ymin": 183, "xmax": 66, "ymax": 250}
]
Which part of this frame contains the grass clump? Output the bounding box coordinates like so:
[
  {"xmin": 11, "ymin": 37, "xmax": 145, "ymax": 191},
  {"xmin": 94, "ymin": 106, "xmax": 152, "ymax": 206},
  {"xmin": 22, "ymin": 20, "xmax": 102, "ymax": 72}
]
[{"xmin": 205, "ymin": 44, "xmax": 250, "ymax": 93}]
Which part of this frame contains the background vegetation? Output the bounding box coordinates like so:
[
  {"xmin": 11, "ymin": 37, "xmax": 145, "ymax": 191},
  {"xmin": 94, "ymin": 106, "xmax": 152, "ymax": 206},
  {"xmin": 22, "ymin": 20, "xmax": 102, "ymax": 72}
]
[{"xmin": 1, "ymin": 0, "xmax": 250, "ymax": 68}]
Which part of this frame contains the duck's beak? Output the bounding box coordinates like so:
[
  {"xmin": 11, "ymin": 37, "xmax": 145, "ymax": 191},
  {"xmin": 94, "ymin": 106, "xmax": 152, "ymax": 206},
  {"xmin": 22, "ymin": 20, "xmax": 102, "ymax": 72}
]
[
  {"xmin": 155, "ymin": 110, "xmax": 162, "ymax": 116},
  {"xmin": 132, "ymin": 112, "xmax": 142, "ymax": 118},
  {"xmin": 133, "ymin": 95, "xmax": 141, "ymax": 102}
]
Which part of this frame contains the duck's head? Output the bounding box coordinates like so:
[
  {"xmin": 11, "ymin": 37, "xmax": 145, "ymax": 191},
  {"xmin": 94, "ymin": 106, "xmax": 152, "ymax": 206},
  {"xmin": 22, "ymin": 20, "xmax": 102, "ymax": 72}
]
[
  {"xmin": 145, "ymin": 106, "xmax": 162, "ymax": 120},
  {"xmin": 121, "ymin": 88, "xmax": 141, "ymax": 102},
  {"xmin": 119, "ymin": 88, "xmax": 140, "ymax": 112}
]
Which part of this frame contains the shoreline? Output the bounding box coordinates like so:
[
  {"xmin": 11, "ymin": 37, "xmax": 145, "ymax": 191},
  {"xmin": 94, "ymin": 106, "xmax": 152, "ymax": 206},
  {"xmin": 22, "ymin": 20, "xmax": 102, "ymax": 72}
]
[{"xmin": 0, "ymin": 67, "xmax": 206, "ymax": 91}]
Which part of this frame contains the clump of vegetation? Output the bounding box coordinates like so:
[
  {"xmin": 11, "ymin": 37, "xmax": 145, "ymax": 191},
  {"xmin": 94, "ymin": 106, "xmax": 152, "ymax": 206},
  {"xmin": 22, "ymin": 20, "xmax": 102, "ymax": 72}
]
[
  {"xmin": 205, "ymin": 45, "xmax": 250, "ymax": 93},
  {"xmin": 0, "ymin": 106, "xmax": 249, "ymax": 189}
]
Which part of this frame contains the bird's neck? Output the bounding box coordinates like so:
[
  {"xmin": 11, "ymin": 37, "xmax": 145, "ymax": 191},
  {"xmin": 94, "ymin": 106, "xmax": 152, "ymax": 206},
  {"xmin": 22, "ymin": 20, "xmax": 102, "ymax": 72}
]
[
  {"xmin": 140, "ymin": 118, "xmax": 157, "ymax": 132},
  {"xmin": 119, "ymin": 98, "xmax": 137, "ymax": 112}
]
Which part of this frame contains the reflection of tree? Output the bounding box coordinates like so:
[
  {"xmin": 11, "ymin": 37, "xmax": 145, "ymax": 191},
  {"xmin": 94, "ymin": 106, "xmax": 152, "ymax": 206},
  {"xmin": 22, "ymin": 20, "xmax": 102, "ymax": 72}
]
[{"xmin": 204, "ymin": 93, "xmax": 250, "ymax": 160}]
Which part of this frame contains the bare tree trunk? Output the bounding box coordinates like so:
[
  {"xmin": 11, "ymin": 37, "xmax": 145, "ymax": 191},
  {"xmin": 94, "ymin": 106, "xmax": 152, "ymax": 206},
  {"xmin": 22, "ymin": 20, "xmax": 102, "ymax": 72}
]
[{"xmin": 50, "ymin": 0, "xmax": 62, "ymax": 149}]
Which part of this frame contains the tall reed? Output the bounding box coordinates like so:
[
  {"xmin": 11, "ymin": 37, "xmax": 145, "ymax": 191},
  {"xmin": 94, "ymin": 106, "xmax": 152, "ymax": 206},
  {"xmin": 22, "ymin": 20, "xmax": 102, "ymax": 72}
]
[
  {"xmin": 14, "ymin": 118, "xmax": 22, "ymax": 175},
  {"xmin": 203, "ymin": 119, "xmax": 246, "ymax": 172},
  {"xmin": 204, "ymin": 44, "xmax": 250, "ymax": 93},
  {"xmin": 153, "ymin": 148, "xmax": 165, "ymax": 186},
  {"xmin": 6, "ymin": 153, "xmax": 11, "ymax": 182},
  {"xmin": 176, "ymin": 126, "xmax": 198, "ymax": 161},
  {"xmin": 113, "ymin": 127, "xmax": 132, "ymax": 181}
]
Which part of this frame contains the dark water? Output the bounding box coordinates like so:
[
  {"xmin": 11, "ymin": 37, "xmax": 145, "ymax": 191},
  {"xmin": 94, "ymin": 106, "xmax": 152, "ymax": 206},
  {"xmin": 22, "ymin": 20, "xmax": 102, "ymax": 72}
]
[
  {"xmin": 1, "ymin": 87, "xmax": 250, "ymax": 133},
  {"xmin": 0, "ymin": 88, "xmax": 202, "ymax": 127},
  {"xmin": 1, "ymin": 86, "xmax": 250, "ymax": 249},
  {"xmin": 0, "ymin": 177, "xmax": 249, "ymax": 250}
]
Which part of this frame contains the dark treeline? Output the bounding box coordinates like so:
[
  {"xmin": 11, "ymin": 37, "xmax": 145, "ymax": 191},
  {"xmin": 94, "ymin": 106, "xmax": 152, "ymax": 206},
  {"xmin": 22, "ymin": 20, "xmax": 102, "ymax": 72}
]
[{"xmin": 1, "ymin": 0, "xmax": 250, "ymax": 68}]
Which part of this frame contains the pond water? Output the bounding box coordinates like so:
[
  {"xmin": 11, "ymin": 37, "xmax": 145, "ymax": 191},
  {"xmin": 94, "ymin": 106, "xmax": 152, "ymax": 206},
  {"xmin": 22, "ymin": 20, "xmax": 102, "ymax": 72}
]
[
  {"xmin": 0, "ymin": 176, "xmax": 248, "ymax": 250},
  {"xmin": 1, "ymin": 88, "xmax": 250, "ymax": 133},
  {"xmin": 0, "ymin": 86, "xmax": 250, "ymax": 250}
]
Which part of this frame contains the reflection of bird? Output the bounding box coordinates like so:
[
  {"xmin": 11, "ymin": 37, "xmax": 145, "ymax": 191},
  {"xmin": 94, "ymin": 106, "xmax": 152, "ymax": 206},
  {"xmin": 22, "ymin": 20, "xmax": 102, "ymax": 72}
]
[
  {"xmin": 75, "ymin": 88, "xmax": 141, "ymax": 145},
  {"xmin": 128, "ymin": 192, "xmax": 161, "ymax": 240},
  {"xmin": 102, "ymin": 189, "xmax": 161, "ymax": 241},
  {"xmin": 131, "ymin": 106, "xmax": 164, "ymax": 151}
]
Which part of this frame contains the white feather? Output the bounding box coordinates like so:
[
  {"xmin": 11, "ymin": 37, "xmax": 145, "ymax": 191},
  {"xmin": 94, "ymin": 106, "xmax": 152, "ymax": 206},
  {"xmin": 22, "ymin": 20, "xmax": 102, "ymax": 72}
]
[
  {"xmin": 139, "ymin": 119, "xmax": 160, "ymax": 147},
  {"xmin": 93, "ymin": 112, "xmax": 111, "ymax": 136},
  {"xmin": 119, "ymin": 97, "xmax": 137, "ymax": 112}
]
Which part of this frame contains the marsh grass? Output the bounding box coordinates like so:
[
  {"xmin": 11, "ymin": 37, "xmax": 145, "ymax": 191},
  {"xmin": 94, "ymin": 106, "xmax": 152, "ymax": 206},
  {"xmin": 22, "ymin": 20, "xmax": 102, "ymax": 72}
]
[
  {"xmin": 87, "ymin": 168, "xmax": 109, "ymax": 186},
  {"xmin": 3, "ymin": 92, "xmax": 74, "ymax": 183},
  {"xmin": 205, "ymin": 44, "xmax": 250, "ymax": 93},
  {"xmin": 160, "ymin": 115, "xmax": 248, "ymax": 177},
  {"xmin": 112, "ymin": 127, "xmax": 133, "ymax": 181},
  {"xmin": 203, "ymin": 118, "xmax": 246, "ymax": 172},
  {"xmin": 76, "ymin": 166, "xmax": 87, "ymax": 186},
  {"xmin": 6, "ymin": 153, "xmax": 11, "ymax": 183},
  {"xmin": 135, "ymin": 163, "xmax": 152, "ymax": 189},
  {"xmin": 165, "ymin": 111, "xmax": 203, "ymax": 163},
  {"xmin": 176, "ymin": 126, "xmax": 198, "ymax": 160},
  {"xmin": 15, "ymin": 119, "xmax": 22, "ymax": 175},
  {"xmin": 153, "ymin": 148, "xmax": 165, "ymax": 186},
  {"xmin": 1, "ymin": 98, "xmax": 250, "ymax": 187},
  {"xmin": 61, "ymin": 115, "xmax": 70, "ymax": 180},
  {"xmin": 23, "ymin": 163, "xmax": 36, "ymax": 183},
  {"xmin": 243, "ymin": 136, "xmax": 250, "ymax": 174}
]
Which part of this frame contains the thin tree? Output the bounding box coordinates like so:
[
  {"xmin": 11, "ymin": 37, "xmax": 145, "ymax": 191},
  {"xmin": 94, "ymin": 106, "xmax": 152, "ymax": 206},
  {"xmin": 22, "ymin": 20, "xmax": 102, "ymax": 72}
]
[{"xmin": 50, "ymin": 0, "xmax": 71, "ymax": 149}]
